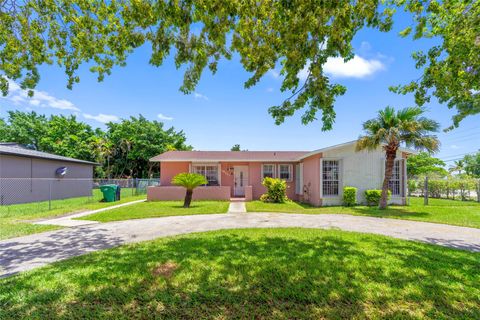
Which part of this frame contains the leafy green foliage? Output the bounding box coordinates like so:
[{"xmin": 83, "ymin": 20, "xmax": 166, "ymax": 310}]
[
  {"xmin": 0, "ymin": 0, "xmax": 395, "ymax": 130},
  {"xmin": 365, "ymin": 189, "xmax": 391, "ymax": 206},
  {"xmin": 106, "ymin": 115, "xmax": 191, "ymax": 178},
  {"xmin": 462, "ymin": 152, "xmax": 480, "ymax": 178},
  {"xmin": 171, "ymin": 172, "xmax": 208, "ymax": 208},
  {"xmin": 171, "ymin": 173, "xmax": 207, "ymax": 191},
  {"xmin": 391, "ymin": 0, "xmax": 480, "ymax": 129},
  {"xmin": 260, "ymin": 177, "xmax": 288, "ymax": 203},
  {"xmin": 407, "ymin": 152, "xmax": 447, "ymax": 178},
  {"xmin": 342, "ymin": 186, "xmax": 357, "ymax": 207},
  {"xmin": 413, "ymin": 176, "xmax": 478, "ymax": 201},
  {"xmin": 0, "ymin": 111, "xmax": 191, "ymax": 178},
  {"xmin": 0, "ymin": 1, "xmax": 477, "ymax": 129},
  {"xmin": 356, "ymin": 106, "xmax": 440, "ymax": 209},
  {"xmin": 230, "ymin": 144, "xmax": 241, "ymax": 151}
]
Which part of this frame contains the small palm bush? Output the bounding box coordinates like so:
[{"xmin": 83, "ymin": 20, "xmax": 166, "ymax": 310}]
[
  {"xmin": 171, "ymin": 173, "xmax": 207, "ymax": 208},
  {"xmin": 260, "ymin": 177, "xmax": 288, "ymax": 203}
]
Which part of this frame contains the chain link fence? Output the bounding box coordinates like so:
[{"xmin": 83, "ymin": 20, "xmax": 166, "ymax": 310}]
[
  {"xmin": 408, "ymin": 176, "xmax": 480, "ymax": 204},
  {"xmin": 0, "ymin": 178, "xmax": 159, "ymax": 216}
]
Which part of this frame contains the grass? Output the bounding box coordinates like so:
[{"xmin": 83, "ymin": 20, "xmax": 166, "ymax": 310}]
[
  {"xmin": 0, "ymin": 189, "xmax": 145, "ymax": 240},
  {"xmin": 1, "ymin": 228, "xmax": 479, "ymax": 319},
  {"xmin": 247, "ymin": 197, "xmax": 480, "ymax": 229},
  {"xmin": 81, "ymin": 200, "xmax": 230, "ymax": 222}
]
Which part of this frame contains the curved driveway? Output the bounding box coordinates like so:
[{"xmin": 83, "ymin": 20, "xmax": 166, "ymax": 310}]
[{"xmin": 1, "ymin": 212, "xmax": 480, "ymax": 277}]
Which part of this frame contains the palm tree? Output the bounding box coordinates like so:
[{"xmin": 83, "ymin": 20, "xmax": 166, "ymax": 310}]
[
  {"xmin": 450, "ymin": 160, "xmax": 465, "ymax": 175},
  {"xmin": 356, "ymin": 106, "xmax": 440, "ymax": 209},
  {"xmin": 171, "ymin": 173, "xmax": 208, "ymax": 208}
]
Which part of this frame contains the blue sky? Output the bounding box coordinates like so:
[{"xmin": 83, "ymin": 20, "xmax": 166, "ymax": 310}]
[{"xmin": 1, "ymin": 12, "xmax": 479, "ymax": 168}]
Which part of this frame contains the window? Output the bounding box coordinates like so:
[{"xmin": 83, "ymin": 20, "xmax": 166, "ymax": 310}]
[
  {"xmin": 388, "ymin": 160, "xmax": 401, "ymax": 196},
  {"xmin": 262, "ymin": 164, "xmax": 275, "ymax": 179},
  {"xmin": 278, "ymin": 164, "xmax": 292, "ymax": 181},
  {"xmin": 192, "ymin": 164, "xmax": 219, "ymax": 186},
  {"xmin": 322, "ymin": 160, "xmax": 340, "ymax": 196}
]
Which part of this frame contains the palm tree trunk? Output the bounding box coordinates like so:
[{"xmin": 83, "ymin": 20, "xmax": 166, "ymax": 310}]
[
  {"xmin": 183, "ymin": 189, "xmax": 193, "ymax": 208},
  {"xmin": 380, "ymin": 151, "xmax": 396, "ymax": 209}
]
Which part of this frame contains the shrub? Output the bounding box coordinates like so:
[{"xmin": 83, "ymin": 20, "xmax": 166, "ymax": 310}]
[
  {"xmin": 260, "ymin": 177, "xmax": 288, "ymax": 203},
  {"xmin": 342, "ymin": 186, "xmax": 357, "ymax": 206},
  {"xmin": 364, "ymin": 189, "xmax": 391, "ymax": 206}
]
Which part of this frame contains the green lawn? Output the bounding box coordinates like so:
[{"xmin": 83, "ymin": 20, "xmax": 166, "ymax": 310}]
[
  {"xmin": 1, "ymin": 228, "xmax": 479, "ymax": 319},
  {"xmin": 81, "ymin": 200, "xmax": 230, "ymax": 222},
  {"xmin": 0, "ymin": 189, "xmax": 145, "ymax": 240},
  {"xmin": 247, "ymin": 197, "xmax": 480, "ymax": 228}
]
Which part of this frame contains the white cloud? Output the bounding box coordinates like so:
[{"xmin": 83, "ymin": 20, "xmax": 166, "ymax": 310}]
[
  {"xmin": 298, "ymin": 55, "xmax": 386, "ymax": 81},
  {"xmin": 157, "ymin": 113, "xmax": 174, "ymax": 121},
  {"xmin": 83, "ymin": 113, "xmax": 119, "ymax": 123},
  {"xmin": 269, "ymin": 69, "xmax": 280, "ymax": 79},
  {"xmin": 324, "ymin": 56, "xmax": 385, "ymax": 78},
  {"xmin": 194, "ymin": 92, "xmax": 209, "ymax": 100},
  {"xmin": 266, "ymin": 87, "xmax": 274, "ymax": 93},
  {"xmin": 450, "ymin": 144, "xmax": 461, "ymax": 150},
  {"xmin": 1, "ymin": 79, "xmax": 80, "ymax": 111}
]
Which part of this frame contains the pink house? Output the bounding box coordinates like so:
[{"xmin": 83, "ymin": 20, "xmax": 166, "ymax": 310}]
[{"xmin": 148, "ymin": 141, "xmax": 413, "ymax": 206}]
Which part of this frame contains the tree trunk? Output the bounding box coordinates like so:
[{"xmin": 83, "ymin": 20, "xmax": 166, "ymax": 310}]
[
  {"xmin": 380, "ymin": 151, "xmax": 396, "ymax": 210},
  {"xmin": 183, "ymin": 189, "xmax": 193, "ymax": 208}
]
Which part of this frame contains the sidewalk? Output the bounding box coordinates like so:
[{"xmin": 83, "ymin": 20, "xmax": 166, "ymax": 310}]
[{"xmin": 34, "ymin": 199, "xmax": 146, "ymax": 227}]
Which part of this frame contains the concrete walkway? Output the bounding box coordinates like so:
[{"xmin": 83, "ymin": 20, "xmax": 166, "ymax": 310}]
[
  {"xmin": 2, "ymin": 213, "xmax": 480, "ymax": 277},
  {"xmin": 228, "ymin": 201, "xmax": 246, "ymax": 213},
  {"xmin": 33, "ymin": 199, "xmax": 146, "ymax": 227}
]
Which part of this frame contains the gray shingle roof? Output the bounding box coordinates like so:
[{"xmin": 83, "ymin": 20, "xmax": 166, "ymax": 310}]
[{"xmin": 0, "ymin": 144, "xmax": 98, "ymax": 165}]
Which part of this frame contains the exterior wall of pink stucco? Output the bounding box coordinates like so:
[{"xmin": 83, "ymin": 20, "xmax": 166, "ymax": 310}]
[
  {"xmin": 147, "ymin": 186, "xmax": 231, "ymax": 201},
  {"xmin": 160, "ymin": 161, "xmax": 190, "ymax": 186},
  {"xmin": 300, "ymin": 153, "xmax": 322, "ymax": 206},
  {"xmin": 152, "ymin": 161, "xmax": 299, "ymax": 201},
  {"xmin": 248, "ymin": 162, "xmax": 298, "ymax": 201}
]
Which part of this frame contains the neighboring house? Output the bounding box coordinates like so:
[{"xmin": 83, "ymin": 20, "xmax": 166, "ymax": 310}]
[
  {"xmin": 0, "ymin": 143, "xmax": 98, "ymax": 205},
  {"xmin": 148, "ymin": 141, "xmax": 414, "ymax": 206}
]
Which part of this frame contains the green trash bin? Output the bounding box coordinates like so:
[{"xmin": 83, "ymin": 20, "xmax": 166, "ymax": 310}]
[{"xmin": 100, "ymin": 185, "xmax": 117, "ymax": 202}]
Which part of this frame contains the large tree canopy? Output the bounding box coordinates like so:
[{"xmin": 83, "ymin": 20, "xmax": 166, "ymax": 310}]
[
  {"xmin": 406, "ymin": 151, "xmax": 447, "ymax": 178},
  {"xmin": 0, "ymin": 111, "xmax": 191, "ymax": 178},
  {"xmin": 0, "ymin": 0, "xmax": 478, "ymax": 129}
]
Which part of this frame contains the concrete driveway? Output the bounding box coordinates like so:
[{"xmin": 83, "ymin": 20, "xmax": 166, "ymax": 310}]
[{"xmin": 1, "ymin": 212, "xmax": 480, "ymax": 277}]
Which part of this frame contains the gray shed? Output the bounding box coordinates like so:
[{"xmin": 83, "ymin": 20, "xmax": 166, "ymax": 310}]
[{"xmin": 0, "ymin": 143, "xmax": 98, "ymax": 205}]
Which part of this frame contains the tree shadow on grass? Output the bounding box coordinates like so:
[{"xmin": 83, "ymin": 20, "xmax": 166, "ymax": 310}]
[
  {"xmin": 1, "ymin": 229, "xmax": 479, "ymax": 319},
  {"xmin": 349, "ymin": 206, "xmax": 432, "ymax": 218}
]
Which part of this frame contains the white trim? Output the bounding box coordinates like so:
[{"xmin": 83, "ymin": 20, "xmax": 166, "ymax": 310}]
[
  {"xmin": 278, "ymin": 164, "xmax": 293, "ymax": 182},
  {"xmin": 153, "ymin": 159, "xmax": 299, "ymax": 162},
  {"xmin": 295, "ymin": 163, "xmax": 303, "ymax": 195},
  {"xmin": 261, "ymin": 163, "xmax": 276, "ymax": 180},
  {"xmin": 297, "ymin": 140, "xmax": 417, "ymax": 161}
]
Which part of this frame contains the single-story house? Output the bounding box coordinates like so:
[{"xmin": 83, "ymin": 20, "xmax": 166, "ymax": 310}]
[
  {"xmin": 148, "ymin": 141, "xmax": 413, "ymax": 206},
  {"xmin": 0, "ymin": 143, "xmax": 98, "ymax": 205}
]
